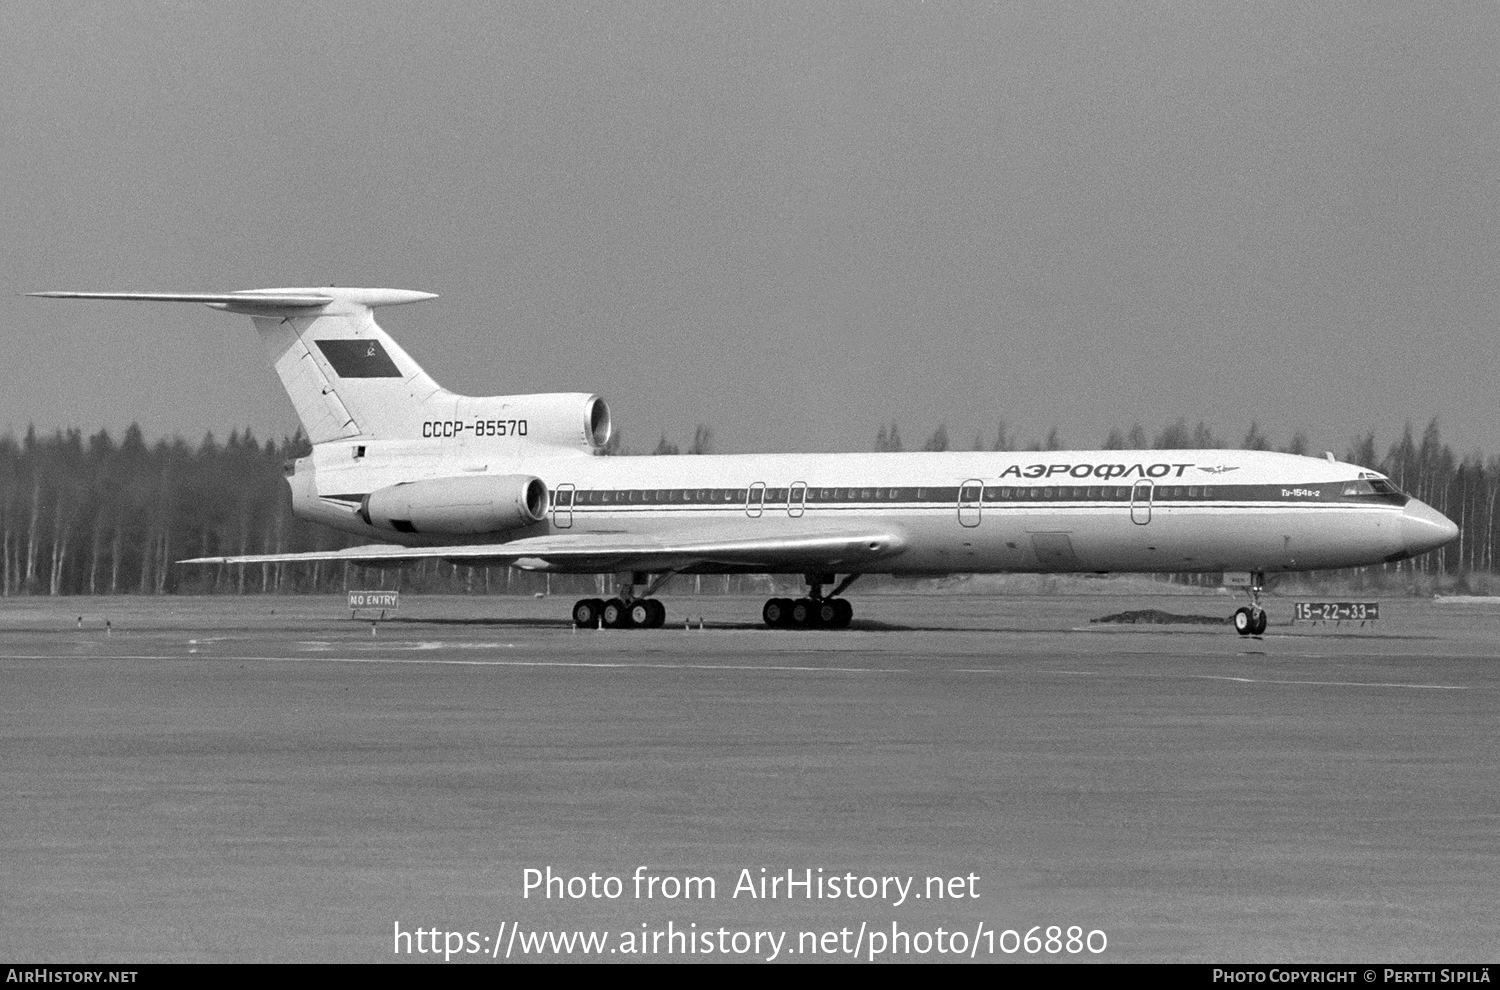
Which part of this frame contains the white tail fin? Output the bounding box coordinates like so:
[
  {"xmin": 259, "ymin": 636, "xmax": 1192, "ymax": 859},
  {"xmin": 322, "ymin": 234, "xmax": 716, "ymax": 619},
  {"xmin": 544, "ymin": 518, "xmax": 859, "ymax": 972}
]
[{"xmin": 32, "ymin": 287, "xmax": 443, "ymax": 444}]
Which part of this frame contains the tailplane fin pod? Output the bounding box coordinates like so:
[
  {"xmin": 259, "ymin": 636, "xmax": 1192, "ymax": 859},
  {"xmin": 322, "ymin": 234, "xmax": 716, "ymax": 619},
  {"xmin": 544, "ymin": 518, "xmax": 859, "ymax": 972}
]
[{"xmin": 30, "ymin": 287, "xmax": 441, "ymax": 444}]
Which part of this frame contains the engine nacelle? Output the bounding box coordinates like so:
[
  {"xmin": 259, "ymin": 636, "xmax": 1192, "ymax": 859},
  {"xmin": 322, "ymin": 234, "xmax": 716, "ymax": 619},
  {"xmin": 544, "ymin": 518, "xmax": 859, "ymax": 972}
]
[
  {"xmin": 458, "ymin": 393, "xmax": 611, "ymax": 452},
  {"xmin": 359, "ymin": 475, "xmax": 548, "ymax": 535}
]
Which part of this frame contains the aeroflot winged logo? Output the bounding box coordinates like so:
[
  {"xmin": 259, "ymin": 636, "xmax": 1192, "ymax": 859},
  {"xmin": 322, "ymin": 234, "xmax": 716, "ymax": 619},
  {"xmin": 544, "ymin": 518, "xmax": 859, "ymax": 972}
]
[
  {"xmin": 1198, "ymin": 465, "xmax": 1241, "ymax": 475},
  {"xmin": 998, "ymin": 462, "xmax": 1199, "ymax": 480}
]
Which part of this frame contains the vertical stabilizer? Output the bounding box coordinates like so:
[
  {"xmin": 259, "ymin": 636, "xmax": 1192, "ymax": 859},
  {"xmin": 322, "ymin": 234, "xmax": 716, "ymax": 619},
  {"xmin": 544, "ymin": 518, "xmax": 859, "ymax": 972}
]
[
  {"xmin": 244, "ymin": 290, "xmax": 445, "ymax": 442},
  {"xmin": 31, "ymin": 287, "xmax": 444, "ymax": 444}
]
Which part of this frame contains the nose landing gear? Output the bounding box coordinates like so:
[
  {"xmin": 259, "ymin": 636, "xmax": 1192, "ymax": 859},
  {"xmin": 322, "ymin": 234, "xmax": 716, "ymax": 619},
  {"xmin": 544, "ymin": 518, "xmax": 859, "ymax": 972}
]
[
  {"xmin": 1232, "ymin": 606, "xmax": 1267, "ymax": 636},
  {"xmin": 1232, "ymin": 572, "xmax": 1269, "ymax": 636}
]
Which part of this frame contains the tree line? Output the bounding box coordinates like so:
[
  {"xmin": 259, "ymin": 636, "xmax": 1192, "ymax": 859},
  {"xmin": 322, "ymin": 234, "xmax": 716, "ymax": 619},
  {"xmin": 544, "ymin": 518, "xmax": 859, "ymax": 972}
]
[{"xmin": 0, "ymin": 417, "xmax": 1490, "ymax": 596}]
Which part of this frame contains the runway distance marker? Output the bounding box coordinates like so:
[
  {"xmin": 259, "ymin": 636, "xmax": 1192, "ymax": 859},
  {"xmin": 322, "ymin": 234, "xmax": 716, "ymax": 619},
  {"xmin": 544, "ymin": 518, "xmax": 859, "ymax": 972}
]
[{"xmin": 1293, "ymin": 602, "xmax": 1379, "ymax": 626}]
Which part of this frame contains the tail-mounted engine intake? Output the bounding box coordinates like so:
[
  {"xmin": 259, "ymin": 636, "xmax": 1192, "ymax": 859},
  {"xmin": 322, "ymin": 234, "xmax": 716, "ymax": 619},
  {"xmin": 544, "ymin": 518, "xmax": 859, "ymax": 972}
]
[
  {"xmin": 504, "ymin": 393, "xmax": 611, "ymax": 451},
  {"xmin": 451, "ymin": 393, "xmax": 611, "ymax": 452},
  {"xmin": 359, "ymin": 475, "xmax": 548, "ymax": 535}
]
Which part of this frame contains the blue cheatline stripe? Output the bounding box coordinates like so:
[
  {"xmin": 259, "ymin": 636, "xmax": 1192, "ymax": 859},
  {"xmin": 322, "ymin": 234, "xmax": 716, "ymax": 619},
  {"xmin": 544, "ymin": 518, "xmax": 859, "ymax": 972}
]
[
  {"xmin": 549, "ymin": 484, "xmax": 1408, "ymax": 509},
  {"xmin": 560, "ymin": 503, "xmax": 1396, "ymax": 513}
]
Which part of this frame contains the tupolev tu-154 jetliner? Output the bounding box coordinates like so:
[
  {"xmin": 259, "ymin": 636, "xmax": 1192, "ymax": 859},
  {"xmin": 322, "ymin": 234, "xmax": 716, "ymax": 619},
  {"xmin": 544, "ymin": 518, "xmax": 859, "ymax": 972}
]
[{"xmin": 33, "ymin": 286, "xmax": 1458, "ymax": 634}]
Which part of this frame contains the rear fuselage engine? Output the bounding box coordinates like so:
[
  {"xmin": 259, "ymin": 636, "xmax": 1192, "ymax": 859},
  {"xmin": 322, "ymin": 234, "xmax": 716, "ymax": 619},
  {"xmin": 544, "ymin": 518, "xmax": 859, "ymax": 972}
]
[{"xmin": 359, "ymin": 474, "xmax": 548, "ymax": 535}]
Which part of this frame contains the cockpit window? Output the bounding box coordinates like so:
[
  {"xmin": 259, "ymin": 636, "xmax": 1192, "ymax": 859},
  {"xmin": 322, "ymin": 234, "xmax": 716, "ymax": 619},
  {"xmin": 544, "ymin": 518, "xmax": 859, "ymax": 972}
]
[{"xmin": 1342, "ymin": 477, "xmax": 1410, "ymax": 504}]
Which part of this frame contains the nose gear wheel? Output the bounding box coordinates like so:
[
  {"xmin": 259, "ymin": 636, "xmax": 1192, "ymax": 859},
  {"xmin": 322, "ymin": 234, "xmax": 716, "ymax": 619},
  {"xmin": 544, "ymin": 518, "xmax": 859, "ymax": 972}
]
[{"xmin": 1232, "ymin": 572, "xmax": 1269, "ymax": 636}]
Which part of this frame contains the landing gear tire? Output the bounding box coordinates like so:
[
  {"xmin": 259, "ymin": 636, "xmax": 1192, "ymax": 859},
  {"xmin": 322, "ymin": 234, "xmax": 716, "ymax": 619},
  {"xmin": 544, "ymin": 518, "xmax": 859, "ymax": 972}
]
[
  {"xmin": 1233, "ymin": 607, "xmax": 1268, "ymax": 636},
  {"xmin": 573, "ymin": 598, "xmax": 605, "ymax": 628},
  {"xmin": 1234, "ymin": 570, "xmax": 1269, "ymax": 638},
  {"xmin": 1233, "ymin": 607, "xmax": 1252, "ymax": 636},
  {"xmin": 763, "ymin": 597, "xmax": 793, "ymax": 628},
  {"xmin": 767, "ymin": 591, "xmax": 854, "ymax": 630},
  {"xmin": 602, "ymin": 597, "xmax": 633, "ymax": 629},
  {"xmin": 627, "ymin": 599, "xmax": 666, "ymax": 629}
]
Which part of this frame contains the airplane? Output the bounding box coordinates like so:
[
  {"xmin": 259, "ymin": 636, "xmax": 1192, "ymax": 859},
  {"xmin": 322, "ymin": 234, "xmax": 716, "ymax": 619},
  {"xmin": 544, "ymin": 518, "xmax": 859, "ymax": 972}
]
[{"xmin": 32, "ymin": 286, "xmax": 1459, "ymax": 635}]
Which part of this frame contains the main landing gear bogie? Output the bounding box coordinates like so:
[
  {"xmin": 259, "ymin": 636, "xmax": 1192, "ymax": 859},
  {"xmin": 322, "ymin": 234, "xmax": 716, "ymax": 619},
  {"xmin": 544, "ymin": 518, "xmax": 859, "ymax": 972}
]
[
  {"xmin": 573, "ymin": 570, "xmax": 677, "ymax": 629},
  {"xmin": 762, "ymin": 596, "xmax": 853, "ymax": 629},
  {"xmin": 573, "ymin": 572, "xmax": 863, "ymax": 631},
  {"xmin": 762, "ymin": 573, "xmax": 860, "ymax": 630},
  {"xmin": 572, "ymin": 596, "xmax": 667, "ymax": 629}
]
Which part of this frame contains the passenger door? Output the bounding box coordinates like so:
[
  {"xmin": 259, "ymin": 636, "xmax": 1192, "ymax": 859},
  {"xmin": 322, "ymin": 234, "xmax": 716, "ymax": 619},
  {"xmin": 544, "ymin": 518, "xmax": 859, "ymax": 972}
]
[
  {"xmin": 958, "ymin": 479, "xmax": 983, "ymax": 528},
  {"xmin": 787, "ymin": 482, "xmax": 807, "ymax": 518},
  {"xmin": 745, "ymin": 482, "xmax": 766, "ymax": 518},
  {"xmin": 1130, "ymin": 480, "xmax": 1153, "ymax": 525},
  {"xmin": 553, "ymin": 483, "xmax": 575, "ymax": 529}
]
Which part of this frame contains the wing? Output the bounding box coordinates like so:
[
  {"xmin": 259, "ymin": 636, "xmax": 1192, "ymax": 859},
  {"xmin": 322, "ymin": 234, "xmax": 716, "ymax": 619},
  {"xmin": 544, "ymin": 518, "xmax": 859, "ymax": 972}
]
[{"xmin": 179, "ymin": 527, "xmax": 907, "ymax": 573}]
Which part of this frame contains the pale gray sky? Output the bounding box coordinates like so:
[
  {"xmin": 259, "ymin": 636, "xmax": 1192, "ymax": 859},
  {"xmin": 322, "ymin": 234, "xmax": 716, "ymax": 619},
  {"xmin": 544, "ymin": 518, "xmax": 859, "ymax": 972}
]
[{"xmin": 5, "ymin": 1, "xmax": 1497, "ymax": 456}]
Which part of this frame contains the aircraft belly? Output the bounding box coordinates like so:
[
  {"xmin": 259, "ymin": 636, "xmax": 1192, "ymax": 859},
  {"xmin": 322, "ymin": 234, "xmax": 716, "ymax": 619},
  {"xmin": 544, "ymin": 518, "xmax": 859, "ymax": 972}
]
[
  {"xmin": 873, "ymin": 509, "xmax": 1086, "ymax": 573},
  {"xmin": 842, "ymin": 510, "xmax": 1026, "ymax": 573},
  {"xmin": 852, "ymin": 506, "xmax": 1407, "ymax": 575},
  {"xmin": 1070, "ymin": 507, "xmax": 1402, "ymax": 572}
]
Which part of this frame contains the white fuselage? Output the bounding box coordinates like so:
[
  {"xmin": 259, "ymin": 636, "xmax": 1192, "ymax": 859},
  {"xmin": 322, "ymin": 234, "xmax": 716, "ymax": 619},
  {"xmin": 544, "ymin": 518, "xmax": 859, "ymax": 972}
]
[{"xmin": 290, "ymin": 443, "xmax": 1450, "ymax": 575}]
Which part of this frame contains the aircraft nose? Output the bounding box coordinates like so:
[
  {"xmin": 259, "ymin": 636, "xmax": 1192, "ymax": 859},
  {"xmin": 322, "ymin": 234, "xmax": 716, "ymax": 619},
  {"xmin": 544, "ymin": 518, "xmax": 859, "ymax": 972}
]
[{"xmin": 1401, "ymin": 499, "xmax": 1460, "ymax": 556}]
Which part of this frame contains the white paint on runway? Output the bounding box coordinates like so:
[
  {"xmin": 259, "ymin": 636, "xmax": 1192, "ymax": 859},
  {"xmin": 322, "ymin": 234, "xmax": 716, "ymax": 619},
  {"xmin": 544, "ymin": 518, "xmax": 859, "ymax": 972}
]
[
  {"xmin": 1190, "ymin": 673, "xmax": 1468, "ymax": 690},
  {"xmin": 0, "ymin": 652, "xmax": 911, "ymax": 674},
  {"xmin": 956, "ymin": 666, "xmax": 1471, "ymax": 690}
]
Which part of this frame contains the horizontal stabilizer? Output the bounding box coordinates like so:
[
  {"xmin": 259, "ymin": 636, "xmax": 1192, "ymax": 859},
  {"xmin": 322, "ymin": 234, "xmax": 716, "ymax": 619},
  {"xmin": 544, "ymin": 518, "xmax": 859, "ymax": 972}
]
[
  {"xmin": 29, "ymin": 287, "xmax": 437, "ymax": 314},
  {"xmin": 30, "ymin": 290, "xmax": 333, "ymax": 311}
]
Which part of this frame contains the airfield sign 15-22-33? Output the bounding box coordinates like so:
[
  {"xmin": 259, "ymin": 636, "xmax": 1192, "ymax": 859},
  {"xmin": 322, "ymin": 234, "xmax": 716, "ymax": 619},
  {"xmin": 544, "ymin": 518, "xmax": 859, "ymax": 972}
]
[{"xmin": 1292, "ymin": 602, "xmax": 1380, "ymax": 622}]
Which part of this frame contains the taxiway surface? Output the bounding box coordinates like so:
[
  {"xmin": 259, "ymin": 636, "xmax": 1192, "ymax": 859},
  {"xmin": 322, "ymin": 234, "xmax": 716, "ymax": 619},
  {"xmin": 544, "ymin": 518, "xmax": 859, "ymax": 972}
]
[{"xmin": 2, "ymin": 592, "xmax": 1496, "ymax": 962}]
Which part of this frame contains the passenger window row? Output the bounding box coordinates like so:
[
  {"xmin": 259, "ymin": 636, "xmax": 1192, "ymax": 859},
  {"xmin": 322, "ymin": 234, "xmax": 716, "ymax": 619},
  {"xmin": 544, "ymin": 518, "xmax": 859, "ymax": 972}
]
[
  {"xmin": 983, "ymin": 486, "xmax": 1216, "ymax": 501},
  {"xmin": 551, "ymin": 485, "xmax": 1219, "ymax": 505}
]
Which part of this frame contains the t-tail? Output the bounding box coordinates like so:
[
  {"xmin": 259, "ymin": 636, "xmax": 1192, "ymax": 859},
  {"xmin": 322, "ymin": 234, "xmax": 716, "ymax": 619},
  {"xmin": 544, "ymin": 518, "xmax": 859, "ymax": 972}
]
[
  {"xmin": 35, "ymin": 288, "xmax": 433, "ymax": 442},
  {"xmin": 235, "ymin": 287, "xmax": 441, "ymax": 443},
  {"xmin": 29, "ymin": 287, "xmax": 613, "ymax": 450}
]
